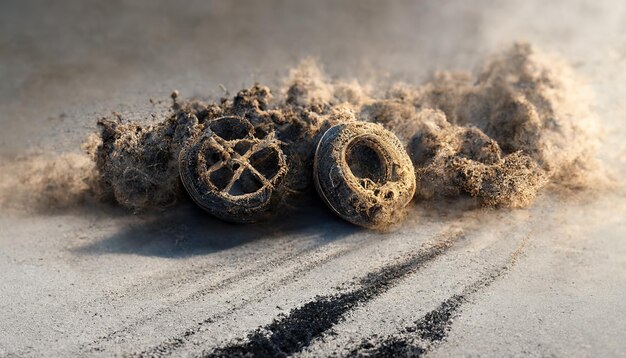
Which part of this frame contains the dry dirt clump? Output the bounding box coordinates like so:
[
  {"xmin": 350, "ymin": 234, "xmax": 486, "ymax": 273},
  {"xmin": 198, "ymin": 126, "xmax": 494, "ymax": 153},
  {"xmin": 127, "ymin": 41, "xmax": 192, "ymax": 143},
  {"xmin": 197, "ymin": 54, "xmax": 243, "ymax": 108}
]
[
  {"xmin": 361, "ymin": 42, "xmax": 598, "ymax": 207},
  {"xmin": 8, "ymin": 41, "xmax": 594, "ymax": 222},
  {"xmin": 92, "ymin": 113, "xmax": 192, "ymax": 209},
  {"xmin": 413, "ymin": 42, "xmax": 599, "ymax": 188},
  {"xmin": 400, "ymin": 108, "xmax": 548, "ymax": 207}
]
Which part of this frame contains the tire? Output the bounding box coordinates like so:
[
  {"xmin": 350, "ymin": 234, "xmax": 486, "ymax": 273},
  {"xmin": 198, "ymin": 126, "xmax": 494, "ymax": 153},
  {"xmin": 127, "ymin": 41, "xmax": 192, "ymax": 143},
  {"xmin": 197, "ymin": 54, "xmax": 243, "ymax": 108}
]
[
  {"xmin": 314, "ymin": 122, "xmax": 416, "ymax": 229},
  {"xmin": 179, "ymin": 116, "xmax": 288, "ymax": 223}
]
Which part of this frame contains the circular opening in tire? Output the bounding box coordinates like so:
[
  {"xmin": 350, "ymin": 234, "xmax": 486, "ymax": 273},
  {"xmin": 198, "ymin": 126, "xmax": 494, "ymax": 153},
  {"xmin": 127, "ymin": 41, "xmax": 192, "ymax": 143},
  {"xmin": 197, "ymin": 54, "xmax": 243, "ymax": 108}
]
[
  {"xmin": 179, "ymin": 116, "xmax": 288, "ymax": 223},
  {"xmin": 314, "ymin": 122, "xmax": 416, "ymax": 229}
]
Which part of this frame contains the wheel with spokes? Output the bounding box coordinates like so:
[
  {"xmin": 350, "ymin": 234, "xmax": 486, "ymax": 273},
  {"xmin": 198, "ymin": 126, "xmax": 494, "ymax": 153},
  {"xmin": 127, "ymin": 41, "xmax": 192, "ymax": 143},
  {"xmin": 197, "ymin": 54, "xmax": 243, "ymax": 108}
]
[{"xmin": 179, "ymin": 116, "xmax": 288, "ymax": 223}]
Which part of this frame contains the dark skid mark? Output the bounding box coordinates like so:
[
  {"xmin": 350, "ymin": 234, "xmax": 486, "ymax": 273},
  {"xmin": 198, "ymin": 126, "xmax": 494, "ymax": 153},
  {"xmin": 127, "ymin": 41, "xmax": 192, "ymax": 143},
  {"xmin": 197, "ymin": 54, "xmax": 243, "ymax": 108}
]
[
  {"xmin": 131, "ymin": 243, "xmax": 357, "ymax": 357},
  {"xmin": 348, "ymin": 235, "xmax": 531, "ymax": 357},
  {"xmin": 353, "ymin": 337, "xmax": 426, "ymax": 358},
  {"xmin": 415, "ymin": 294, "xmax": 464, "ymax": 343},
  {"xmin": 207, "ymin": 292, "xmax": 362, "ymax": 358},
  {"xmin": 204, "ymin": 233, "xmax": 461, "ymax": 358},
  {"xmin": 83, "ymin": 197, "xmax": 357, "ymax": 354},
  {"xmin": 346, "ymin": 295, "xmax": 466, "ymax": 357}
]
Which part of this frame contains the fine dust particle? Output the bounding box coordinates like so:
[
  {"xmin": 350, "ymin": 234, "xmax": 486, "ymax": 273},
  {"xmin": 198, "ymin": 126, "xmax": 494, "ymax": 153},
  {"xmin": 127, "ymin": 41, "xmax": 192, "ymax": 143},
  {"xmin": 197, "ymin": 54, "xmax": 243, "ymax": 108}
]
[
  {"xmin": 0, "ymin": 153, "xmax": 97, "ymax": 212},
  {"xmin": 404, "ymin": 110, "xmax": 548, "ymax": 207},
  {"xmin": 365, "ymin": 42, "xmax": 600, "ymax": 207}
]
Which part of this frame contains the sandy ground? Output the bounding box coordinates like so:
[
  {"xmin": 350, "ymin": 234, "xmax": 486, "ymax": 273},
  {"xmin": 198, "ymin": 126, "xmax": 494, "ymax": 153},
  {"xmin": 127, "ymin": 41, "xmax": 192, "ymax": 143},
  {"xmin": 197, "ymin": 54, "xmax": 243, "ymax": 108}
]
[{"xmin": 1, "ymin": 1, "xmax": 625, "ymax": 357}]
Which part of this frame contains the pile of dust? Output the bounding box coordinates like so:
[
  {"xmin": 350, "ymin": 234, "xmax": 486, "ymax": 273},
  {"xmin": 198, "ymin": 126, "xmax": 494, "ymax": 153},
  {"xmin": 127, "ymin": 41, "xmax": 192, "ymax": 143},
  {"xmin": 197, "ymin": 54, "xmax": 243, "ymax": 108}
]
[
  {"xmin": 362, "ymin": 42, "xmax": 601, "ymax": 206},
  {"xmin": 0, "ymin": 42, "xmax": 604, "ymax": 219}
]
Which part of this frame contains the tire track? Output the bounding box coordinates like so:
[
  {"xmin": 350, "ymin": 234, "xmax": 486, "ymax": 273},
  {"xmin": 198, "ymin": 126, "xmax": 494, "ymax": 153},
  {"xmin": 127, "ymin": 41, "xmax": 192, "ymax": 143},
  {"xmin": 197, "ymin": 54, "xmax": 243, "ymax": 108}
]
[
  {"xmin": 346, "ymin": 235, "xmax": 531, "ymax": 357},
  {"xmin": 131, "ymin": 244, "xmax": 358, "ymax": 357},
  {"xmin": 200, "ymin": 232, "xmax": 463, "ymax": 358},
  {"xmin": 82, "ymin": 234, "xmax": 311, "ymax": 307},
  {"xmin": 82, "ymin": 235, "xmax": 353, "ymax": 354},
  {"xmin": 76, "ymin": 200, "xmax": 343, "ymax": 314}
]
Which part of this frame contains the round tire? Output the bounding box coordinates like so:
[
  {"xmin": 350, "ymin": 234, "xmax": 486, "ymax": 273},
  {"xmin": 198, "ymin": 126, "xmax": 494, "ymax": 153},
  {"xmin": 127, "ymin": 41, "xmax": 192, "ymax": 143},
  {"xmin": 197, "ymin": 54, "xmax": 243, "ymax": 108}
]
[
  {"xmin": 314, "ymin": 122, "xmax": 416, "ymax": 229},
  {"xmin": 179, "ymin": 116, "xmax": 288, "ymax": 223}
]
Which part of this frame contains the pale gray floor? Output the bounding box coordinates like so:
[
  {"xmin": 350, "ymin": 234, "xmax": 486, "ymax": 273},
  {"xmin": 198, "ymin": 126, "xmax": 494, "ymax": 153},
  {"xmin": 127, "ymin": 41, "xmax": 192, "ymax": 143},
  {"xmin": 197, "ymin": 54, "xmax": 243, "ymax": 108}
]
[{"xmin": 0, "ymin": 1, "xmax": 625, "ymax": 357}]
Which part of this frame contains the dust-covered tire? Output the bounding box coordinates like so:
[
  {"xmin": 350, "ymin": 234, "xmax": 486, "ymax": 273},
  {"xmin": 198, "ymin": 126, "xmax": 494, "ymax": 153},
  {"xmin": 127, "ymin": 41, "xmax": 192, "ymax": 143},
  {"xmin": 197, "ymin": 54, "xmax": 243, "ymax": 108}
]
[
  {"xmin": 179, "ymin": 116, "xmax": 288, "ymax": 223},
  {"xmin": 314, "ymin": 122, "xmax": 416, "ymax": 229}
]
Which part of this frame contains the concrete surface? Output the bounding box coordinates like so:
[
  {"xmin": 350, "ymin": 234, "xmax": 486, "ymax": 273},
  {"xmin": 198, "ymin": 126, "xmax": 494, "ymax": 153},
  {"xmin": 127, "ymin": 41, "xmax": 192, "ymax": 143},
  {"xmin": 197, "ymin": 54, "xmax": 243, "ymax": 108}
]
[{"xmin": 0, "ymin": 1, "xmax": 625, "ymax": 357}]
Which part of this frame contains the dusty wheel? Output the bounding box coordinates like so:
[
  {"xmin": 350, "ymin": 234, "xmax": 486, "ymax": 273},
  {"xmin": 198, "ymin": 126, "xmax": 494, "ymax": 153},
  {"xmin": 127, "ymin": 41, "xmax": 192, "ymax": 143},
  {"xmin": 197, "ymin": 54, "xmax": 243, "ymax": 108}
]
[
  {"xmin": 314, "ymin": 122, "xmax": 416, "ymax": 229},
  {"xmin": 179, "ymin": 116, "xmax": 288, "ymax": 223}
]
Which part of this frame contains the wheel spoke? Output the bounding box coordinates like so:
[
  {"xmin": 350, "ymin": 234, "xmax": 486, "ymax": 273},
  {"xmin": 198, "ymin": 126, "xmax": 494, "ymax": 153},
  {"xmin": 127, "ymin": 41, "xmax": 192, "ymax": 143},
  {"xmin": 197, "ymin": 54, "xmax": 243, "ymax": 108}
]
[
  {"xmin": 243, "ymin": 161, "xmax": 272, "ymax": 188},
  {"xmin": 242, "ymin": 140, "xmax": 269, "ymax": 160},
  {"xmin": 223, "ymin": 164, "xmax": 246, "ymax": 194},
  {"xmin": 208, "ymin": 136, "xmax": 229, "ymax": 155},
  {"xmin": 206, "ymin": 160, "xmax": 225, "ymax": 174}
]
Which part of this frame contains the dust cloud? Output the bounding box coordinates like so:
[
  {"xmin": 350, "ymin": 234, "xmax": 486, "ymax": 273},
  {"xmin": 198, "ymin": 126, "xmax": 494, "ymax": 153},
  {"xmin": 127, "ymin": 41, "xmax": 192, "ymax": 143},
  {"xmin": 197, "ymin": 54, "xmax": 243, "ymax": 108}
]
[{"xmin": 0, "ymin": 42, "xmax": 605, "ymax": 222}]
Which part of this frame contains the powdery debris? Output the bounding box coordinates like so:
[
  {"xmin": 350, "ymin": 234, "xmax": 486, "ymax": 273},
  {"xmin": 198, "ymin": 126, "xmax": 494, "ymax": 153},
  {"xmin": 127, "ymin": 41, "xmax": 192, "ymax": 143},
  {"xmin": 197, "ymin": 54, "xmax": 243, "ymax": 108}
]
[
  {"xmin": 362, "ymin": 42, "xmax": 598, "ymax": 206},
  {"xmin": 414, "ymin": 42, "xmax": 600, "ymax": 188},
  {"xmin": 1, "ymin": 42, "xmax": 601, "ymax": 219},
  {"xmin": 0, "ymin": 153, "xmax": 98, "ymax": 211}
]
